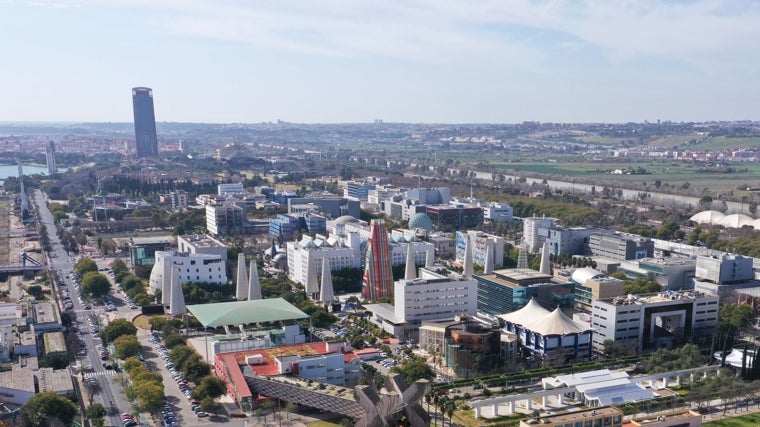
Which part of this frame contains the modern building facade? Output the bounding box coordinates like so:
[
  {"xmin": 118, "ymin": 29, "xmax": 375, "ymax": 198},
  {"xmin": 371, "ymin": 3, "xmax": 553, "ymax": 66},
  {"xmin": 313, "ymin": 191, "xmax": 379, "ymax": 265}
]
[
  {"xmin": 545, "ymin": 226, "xmax": 614, "ymax": 256},
  {"xmin": 171, "ymin": 190, "xmax": 188, "ymax": 212},
  {"xmin": 45, "ymin": 140, "xmax": 57, "ymax": 174},
  {"xmin": 177, "ymin": 234, "xmax": 228, "ymax": 262},
  {"xmin": 364, "ymin": 267, "xmax": 478, "ymax": 340},
  {"xmin": 693, "ymin": 254, "xmax": 756, "ymax": 297},
  {"xmin": 455, "ymin": 231, "xmax": 504, "ymax": 267},
  {"xmin": 149, "ymin": 250, "xmax": 227, "ymax": 293},
  {"xmin": 591, "ymin": 290, "xmax": 719, "ymax": 353},
  {"xmin": 362, "ymin": 219, "xmax": 394, "ymax": 300},
  {"xmin": 425, "ymin": 204, "xmax": 483, "ymax": 230},
  {"xmin": 206, "ymin": 203, "xmax": 245, "ymax": 236},
  {"xmin": 588, "ymin": 233, "xmax": 654, "ymax": 261},
  {"xmin": 132, "ymin": 86, "xmax": 158, "ymax": 158},
  {"xmin": 475, "ymin": 268, "xmax": 573, "ymax": 316},
  {"xmin": 344, "ymin": 181, "xmax": 376, "ymax": 202},
  {"xmin": 483, "ymin": 202, "xmax": 514, "ymax": 223},
  {"xmin": 523, "ymin": 215, "xmax": 557, "ymax": 253}
]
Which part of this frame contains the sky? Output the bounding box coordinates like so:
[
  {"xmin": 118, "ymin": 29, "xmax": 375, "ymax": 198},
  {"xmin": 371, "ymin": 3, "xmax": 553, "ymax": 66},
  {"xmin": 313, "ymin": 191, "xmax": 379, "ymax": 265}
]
[{"xmin": 0, "ymin": 0, "xmax": 758, "ymax": 124}]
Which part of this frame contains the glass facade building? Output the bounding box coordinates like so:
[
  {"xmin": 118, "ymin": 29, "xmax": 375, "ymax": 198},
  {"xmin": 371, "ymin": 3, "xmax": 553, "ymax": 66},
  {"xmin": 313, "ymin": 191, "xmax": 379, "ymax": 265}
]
[{"xmin": 132, "ymin": 87, "xmax": 158, "ymax": 158}]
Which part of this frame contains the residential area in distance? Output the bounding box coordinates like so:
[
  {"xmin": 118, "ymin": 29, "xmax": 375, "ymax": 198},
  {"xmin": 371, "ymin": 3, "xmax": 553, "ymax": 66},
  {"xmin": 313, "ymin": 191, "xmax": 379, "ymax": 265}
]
[{"xmin": 3, "ymin": 118, "xmax": 760, "ymax": 427}]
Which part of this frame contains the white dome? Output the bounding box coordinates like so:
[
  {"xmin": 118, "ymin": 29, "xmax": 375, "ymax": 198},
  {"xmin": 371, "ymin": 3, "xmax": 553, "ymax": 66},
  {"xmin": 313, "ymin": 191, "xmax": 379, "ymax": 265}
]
[
  {"xmin": 716, "ymin": 214, "xmax": 754, "ymax": 228},
  {"xmin": 748, "ymin": 219, "xmax": 760, "ymax": 229},
  {"xmin": 571, "ymin": 267, "xmax": 607, "ymax": 286},
  {"xmin": 690, "ymin": 210, "xmax": 725, "ymax": 225}
]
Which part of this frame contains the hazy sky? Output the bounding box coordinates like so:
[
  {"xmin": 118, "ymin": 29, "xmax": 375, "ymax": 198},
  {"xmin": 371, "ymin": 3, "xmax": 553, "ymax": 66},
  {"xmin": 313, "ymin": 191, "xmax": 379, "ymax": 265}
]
[{"xmin": 1, "ymin": 0, "xmax": 758, "ymax": 123}]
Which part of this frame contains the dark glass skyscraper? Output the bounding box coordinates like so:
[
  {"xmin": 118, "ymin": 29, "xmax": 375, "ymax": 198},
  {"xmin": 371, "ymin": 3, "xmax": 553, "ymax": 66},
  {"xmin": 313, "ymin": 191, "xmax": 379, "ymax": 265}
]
[{"xmin": 132, "ymin": 87, "xmax": 158, "ymax": 158}]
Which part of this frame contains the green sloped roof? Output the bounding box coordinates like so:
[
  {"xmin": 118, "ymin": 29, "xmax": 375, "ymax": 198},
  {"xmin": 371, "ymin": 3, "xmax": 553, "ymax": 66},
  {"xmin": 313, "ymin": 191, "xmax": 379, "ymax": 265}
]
[{"xmin": 186, "ymin": 298, "xmax": 308, "ymax": 327}]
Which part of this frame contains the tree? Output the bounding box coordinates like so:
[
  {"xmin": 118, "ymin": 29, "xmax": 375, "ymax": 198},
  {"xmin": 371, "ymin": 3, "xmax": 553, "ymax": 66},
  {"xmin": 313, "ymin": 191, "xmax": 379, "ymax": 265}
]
[
  {"xmin": 27, "ymin": 285, "xmax": 44, "ymax": 300},
  {"xmin": 193, "ymin": 376, "xmax": 227, "ymax": 400},
  {"xmin": 164, "ymin": 334, "xmax": 187, "ymax": 349},
  {"xmin": 182, "ymin": 354, "xmax": 211, "ymax": 384},
  {"xmin": 113, "ymin": 334, "xmax": 141, "ymax": 360},
  {"xmin": 170, "ymin": 345, "xmax": 196, "ymax": 370},
  {"xmin": 111, "ymin": 258, "xmax": 128, "ymax": 276},
  {"xmin": 100, "ymin": 318, "xmax": 137, "ymax": 343},
  {"xmin": 134, "ymin": 381, "xmax": 165, "ymax": 415},
  {"xmin": 20, "ymin": 391, "xmax": 77, "ymax": 427},
  {"xmin": 81, "ymin": 271, "xmax": 111, "ymax": 297},
  {"xmin": 720, "ymin": 303, "xmax": 756, "ymax": 329},
  {"xmin": 74, "ymin": 257, "xmax": 98, "ymax": 277},
  {"xmin": 391, "ymin": 360, "xmax": 434, "ymax": 383},
  {"xmin": 123, "ymin": 357, "xmax": 143, "ymax": 373},
  {"xmin": 40, "ymin": 352, "xmax": 69, "ymax": 369},
  {"xmin": 200, "ymin": 396, "xmax": 223, "ymax": 414},
  {"xmin": 86, "ymin": 403, "xmax": 106, "ymax": 420}
]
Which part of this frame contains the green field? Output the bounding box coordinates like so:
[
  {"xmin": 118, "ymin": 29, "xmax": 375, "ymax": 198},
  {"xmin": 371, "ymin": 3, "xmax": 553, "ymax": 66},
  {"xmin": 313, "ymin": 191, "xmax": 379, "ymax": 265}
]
[
  {"xmin": 481, "ymin": 160, "xmax": 760, "ymax": 194},
  {"xmin": 705, "ymin": 412, "xmax": 760, "ymax": 426},
  {"xmin": 689, "ymin": 136, "xmax": 760, "ymax": 150},
  {"xmin": 574, "ymin": 135, "xmax": 638, "ymax": 145},
  {"xmin": 648, "ymin": 134, "xmax": 706, "ymax": 148}
]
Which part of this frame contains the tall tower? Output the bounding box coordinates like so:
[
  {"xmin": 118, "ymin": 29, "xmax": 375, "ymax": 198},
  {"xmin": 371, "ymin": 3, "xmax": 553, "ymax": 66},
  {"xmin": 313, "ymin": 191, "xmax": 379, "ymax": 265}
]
[
  {"xmin": 362, "ymin": 219, "xmax": 393, "ymax": 300},
  {"xmin": 45, "ymin": 141, "xmax": 57, "ymax": 174},
  {"xmin": 132, "ymin": 87, "xmax": 158, "ymax": 158}
]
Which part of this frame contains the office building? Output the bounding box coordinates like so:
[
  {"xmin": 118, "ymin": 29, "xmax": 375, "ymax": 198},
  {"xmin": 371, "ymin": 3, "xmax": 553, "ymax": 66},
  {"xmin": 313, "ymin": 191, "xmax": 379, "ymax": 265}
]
[
  {"xmin": 287, "ymin": 196, "xmax": 360, "ymax": 219},
  {"xmin": 127, "ymin": 236, "xmax": 174, "ymax": 268},
  {"xmin": 591, "ymin": 290, "xmax": 719, "ymax": 353},
  {"xmin": 483, "ymin": 202, "xmax": 513, "ymax": 223},
  {"xmin": 425, "ymin": 204, "xmax": 483, "ymax": 230},
  {"xmin": 588, "ymin": 233, "xmax": 654, "ymax": 261},
  {"xmin": 149, "ymin": 250, "xmax": 227, "ymax": 294},
  {"xmin": 545, "ymin": 226, "xmax": 614, "ymax": 256},
  {"xmin": 419, "ymin": 315, "xmax": 516, "ymax": 377},
  {"xmin": 344, "ymin": 181, "xmax": 376, "ymax": 202},
  {"xmin": 218, "ymin": 183, "xmax": 245, "ymax": 196},
  {"xmin": 206, "ymin": 202, "xmax": 245, "ymax": 236},
  {"xmin": 571, "ymin": 268, "xmax": 625, "ymax": 314},
  {"xmin": 171, "ymin": 190, "xmax": 188, "ymax": 212},
  {"xmin": 364, "ymin": 267, "xmax": 478, "ymax": 341},
  {"xmin": 45, "ymin": 141, "xmax": 57, "ymax": 174},
  {"xmin": 455, "ymin": 231, "xmax": 504, "ymax": 267},
  {"xmin": 523, "ymin": 215, "xmax": 557, "ymax": 253},
  {"xmin": 132, "ymin": 87, "xmax": 158, "ymax": 158},
  {"xmin": 177, "ymin": 234, "xmax": 228, "ymax": 262},
  {"xmin": 269, "ymin": 214, "xmax": 302, "ymax": 240},
  {"xmin": 475, "ymin": 268, "xmax": 573, "ymax": 316},
  {"xmin": 362, "ymin": 219, "xmax": 394, "ymax": 300},
  {"xmin": 693, "ymin": 254, "xmax": 757, "ymax": 297}
]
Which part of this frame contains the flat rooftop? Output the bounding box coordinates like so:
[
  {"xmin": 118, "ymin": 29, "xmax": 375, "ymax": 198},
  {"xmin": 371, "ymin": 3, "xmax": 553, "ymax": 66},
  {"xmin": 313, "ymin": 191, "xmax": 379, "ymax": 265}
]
[
  {"xmin": 532, "ymin": 406, "xmax": 622, "ymax": 425},
  {"xmin": 43, "ymin": 332, "xmax": 66, "ymax": 353},
  {"xmin": 179, "ymin": 234, "xmax": 226, "ymax": 248},
  {"xmin": 479, "ymin": 268, "xmax": 553, "ymax": 287},
  {"xmin": 38, "ymin": 367, "xmax": 73, "ymax": 393},
  {"xmin": 33, "ymin": 302, "xmax": 57, "ymax": 324},
  {"xmin": 600, "ymin": 290, "xmax": 717, "ymax": 305}
]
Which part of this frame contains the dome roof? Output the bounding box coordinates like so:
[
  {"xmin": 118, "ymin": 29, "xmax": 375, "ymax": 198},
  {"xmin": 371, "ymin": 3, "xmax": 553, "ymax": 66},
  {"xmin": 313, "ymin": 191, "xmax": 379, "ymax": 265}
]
[
  {"xmin": 272, "ymin": 253, "xmax": 287, "ymax": 268},
  {"xmin": 748, "ymin": 219, "xmax": 760, "ymax": 229},
  {"xmin": 334, "ymin": 215, "xmax": 359, "ymax": 224},
  {"xmin": 409, "ymin": 213, "xmax": 433, "ymax": 231},
  {"xmin": 571, "ymin": 268, "xmax": 607, "ymax": 285},
  {"xmin": 690, "ymin": 210, "xmax": 725, "ymax": 225},
  {"xmin": 716, "ymin": 213, "xmax": 754, "ymax": 228}
]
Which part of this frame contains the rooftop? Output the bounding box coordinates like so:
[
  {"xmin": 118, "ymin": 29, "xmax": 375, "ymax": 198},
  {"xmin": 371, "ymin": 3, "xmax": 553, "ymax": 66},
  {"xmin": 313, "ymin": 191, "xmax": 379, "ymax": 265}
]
[
  {"xmin": 187, "ymin": 298, "xmax": 308, "ymax": 328},
  {"xmin": 478, "ymin": 268, "xmax": 553, "ymax": 287},
  {"xmin": 33, "ymin": 302, "xmax": 57, "ymax": 324},
  {"xmin": 600, "ymin": 290, "xmax": 717, "ymax": 306},
  {"xmin": 130, "ymin": 236, "xmax": 175, "ymax": 246},
  {"xmin": 38, "ymin": 367, "xmax": 73, "ymax": 393},
  {"xmin": 530, "ymin": 406, "xmax": 622, "ymax": 425},
  {"xmin": 179, "ymin": 234, "xmax": 227, "ymax": 248},
  {"xmin": 43, "ymin": 332, "xmax": 66, "ymax": 353}
]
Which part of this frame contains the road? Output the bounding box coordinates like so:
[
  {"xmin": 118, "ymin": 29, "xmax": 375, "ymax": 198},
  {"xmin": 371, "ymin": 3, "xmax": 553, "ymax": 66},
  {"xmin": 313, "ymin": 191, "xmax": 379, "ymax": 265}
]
[{"xmin": 33, "ymin": 190, "xmax": 127, "ymax": 427}]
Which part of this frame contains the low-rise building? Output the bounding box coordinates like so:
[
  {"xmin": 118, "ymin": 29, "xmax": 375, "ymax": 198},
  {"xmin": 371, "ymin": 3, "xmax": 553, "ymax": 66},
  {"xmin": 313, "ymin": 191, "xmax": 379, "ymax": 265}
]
[
  {"xmin": 177, "ymin": 234, "xmax": 228, "ymax": 262},
  {"xmin": 519, "ymin": 406, "xmax": 623, "ymax": 427},
  {"xmin": 149, "ymin": 251, "xmax": 227, "ymax": 293},
  {"xmin": 591, "ymin": 290, "xmax": 719, "ymax": 353},
  {"xmin": 588, "ymin": 233, "xmax": 654, "ymax": 262}
]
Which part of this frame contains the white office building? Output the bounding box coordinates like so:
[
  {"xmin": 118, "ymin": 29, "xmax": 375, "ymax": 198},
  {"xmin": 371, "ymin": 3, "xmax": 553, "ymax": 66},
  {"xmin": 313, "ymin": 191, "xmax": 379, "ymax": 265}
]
[
  {"xmin": 149, "ymin": 251, "xmax": 227, "ymax": 293},
  {"xmin": 591, "ymin": 290, "xmax": 719, "ymax": 354},
  {"xmin": 523, "ymin": 215, "xmax": 557, "ymax": 253},
  {"xmin": 218, "ymin": 183, "xmax": 246, "ymax": 196},
  {"xmin": 363, "ymin": 267, "xmax": 478, "ymax": 340},
  {"xmin": 177, "ymin": 234, "xmax": 228, "ymax": 262}
]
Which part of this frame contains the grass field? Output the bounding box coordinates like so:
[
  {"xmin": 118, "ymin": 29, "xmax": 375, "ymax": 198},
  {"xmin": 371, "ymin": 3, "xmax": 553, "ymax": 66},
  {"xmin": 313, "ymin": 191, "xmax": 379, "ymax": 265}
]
[
  {"xmin": 689, "ymin": 136, "xmax": 760, "ymax": 150},
  {"xmin": 705, "ymin": 412, "xmax": 760, "ymax": 426},
  {"xmin": 484, "ymin": 160, "xmax": 760, "ymax": 194},
  {"xmin": 573, "ymin": 135, "xmax": 637, "ymax": 145},
  {"xmin": 306, "ymin": 421, "xmax": 341, "ymax": 427},
  {"xmin": 647, "ymin": 134, "xmax": 706, "ymax": 148}
]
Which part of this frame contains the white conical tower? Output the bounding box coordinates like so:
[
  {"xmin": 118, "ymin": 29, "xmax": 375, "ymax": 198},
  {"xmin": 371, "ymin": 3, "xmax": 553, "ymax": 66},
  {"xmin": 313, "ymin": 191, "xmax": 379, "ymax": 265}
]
[
  {"xmin": 168, "ymin": 267, "xmax": 186, "ymax": 315},
  {"xmin": 236, "ymin": 253, "xmax": 247, "ymax": 300},
  {"xmin": 247, "ymin": 260, "xmax": 262, "ymax": 301},
  {"xmin": 517, "ymin": 241, "xmax": 528, "ymax": 269},
  {"xmin": 425, "ymin": 249, "xmax": 435, "ymax": 268},
  {"xmin": 319, "ymin": 257, "xmax": 335, "ymax": 309},
  {"xmin": 161, "ymin": 255, "xmax": 171, "ymax": 306},
  {"xmin": 483, "ymin": 243, "xmax": 494, "ymax": 274},
  {"xmin": 463, "ymin": 234, "xmax": 474, "ymax": 279},
  {"xmin": 540, "ymin": 240, "xmax": 551, "ymax": 275},
  {"xmin": 305, "ymin": 257, "xmax": 319, "ymax": 296},
  {"xmin": 404, "ymin": 243, "xmax": 417, "ymax": 280}
]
